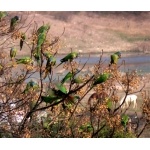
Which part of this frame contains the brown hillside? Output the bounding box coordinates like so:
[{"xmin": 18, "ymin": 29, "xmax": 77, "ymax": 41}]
[{"xmin": 2, "ymin": 11, "xmax": 150, "ymax": 55}]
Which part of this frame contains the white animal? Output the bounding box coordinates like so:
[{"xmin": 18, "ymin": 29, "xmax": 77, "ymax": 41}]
[{"xmin": 120, "ymin": 94, "xmax": 137, "ymax": 109}]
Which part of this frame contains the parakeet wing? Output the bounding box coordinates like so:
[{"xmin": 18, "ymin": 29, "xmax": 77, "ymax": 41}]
[
  {"xmin": 37, "ymin": 32, "xmax": 46, "ymax": 47},
  {"xmin": 110, "ymin": 54, "xmax": 119, "ymax": 64},
  {"xmin": 61, "ymin": 72, "xmax": 72, "ymax": 84},
  {"xmin": 60, "ymin": 53, "xmax": 72, "ymax": 62},
  {"xmin": 56, "ymin": 83, "xmax": 68, "ymax": 94}
]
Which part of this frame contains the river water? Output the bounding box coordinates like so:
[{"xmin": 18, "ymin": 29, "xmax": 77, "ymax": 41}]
[
  {"xmin": 25, "ymin": 52, "xmax": 150, "ymax": 82},
  {"xmin": 57, "ymin": 52, "xmax": 150, "ymax": 73}
]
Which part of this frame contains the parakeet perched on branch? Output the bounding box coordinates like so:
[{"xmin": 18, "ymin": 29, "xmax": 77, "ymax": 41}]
[
  {"xmin": 109, "ymin": 51, "xmax": 121, "ymax": 66},
  {"xmin": 33, "ymin": 31, "xmax": 47, "ymax": 64},
  {"xmin": 43, "ymin": 56, "xmax": 56, "ymax": 79},
  {"xmin": 20, "ymin": 33, "xmax": 26, "ymax": 51},
  {"xmin": 43, "ymin": 52, "xmax": 52, "ymax": 60},
  {"xmin": 121, "ymin": 114, "xmax": 129, "ymax": 128},
  {"xmin": 61, "ymin": 72, "xmax": 73, "ymax": 84},
  {"xmin": 37, "ymin": 24, "xmax": 50, "ymax": 35},
  {"xmin": 56, "ymin": 52, "xmax": 78, "ymax": 68},
  {"xmin": 41, "ymin": 87, "xmax": 63, "ymax": 104},
  {"xmin": 10, "ymin": 16, "xmax": 20, "ymax": 31},
  {"xmin": 61, "ymin": 69, "xmax": 80, "ymax": 84},
  {"xmin": 16, "ymin": 57, "xmax": 33, "ymax": 65},
  {"xmin": 93, "ymin": 73, "xmax": 110, "ymax": 86},
  {"xmin": 22, "ymin": 80, "xmax": 39, "ymax": 94},
  {"xmin": 36, "ymin": 31, "xmax": 46, "ymax": 48},
  {"xmin": 10, "ymin": 47, "xmax": 17, "ymax": 61}
]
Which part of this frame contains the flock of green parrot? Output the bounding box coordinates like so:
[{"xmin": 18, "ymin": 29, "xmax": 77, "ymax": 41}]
[
  {"xmin": 1, "ymin": 11, "xmax": 130, "ymax": 128},
  {"xmin": 40, "ymin": 51, "xmax": 121, "ymax": 107}
]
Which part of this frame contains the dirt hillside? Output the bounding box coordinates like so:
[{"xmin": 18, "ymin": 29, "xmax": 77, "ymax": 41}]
[{"xmin": 3, "ymin": 11, "xmax": 150, "ymax": 55}]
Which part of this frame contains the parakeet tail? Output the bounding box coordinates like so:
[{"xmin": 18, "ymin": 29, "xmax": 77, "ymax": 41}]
[
  {"xmin": 20, "ymin": 40, "xmax": 23, "ymax": 51},
  {"xmin": 56, "ymin": 62, "xmax": 63, "ymax": 68}
]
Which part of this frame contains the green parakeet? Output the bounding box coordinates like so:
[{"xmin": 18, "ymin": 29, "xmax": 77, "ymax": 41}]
[
  {"xmin": 33, "ymin": 31, "xmax": 46, "ymax": 64},
  {"xmin": 20, "ymin": 33, "xmax": 26, "ymax": 51},
  {"xmin": 10, "ymin": 47, "xmax": 17, "ymax": 60},
  {"xmin": 43, "ymin": 56, "xmax": 56, "ymax": 79},
  {"xmin": 33, "ymin": 52, "xmax": 40, "ymax": 64},
  {"xmin": 46, "ymin": 84, "xmax": 68, "ymax": 99},
  {"xmin": 61, "ymin": 72, "xmax": 73, "ymax": 84},
  {"xmin": 41, "ymin": 88, "xmax": 62, "ymax": 104},
  {"xmin": 16, "ymin": 57, "xmax": 33, "ymax": 65},
  {"xmin": 43, "ymin": 52, "xmax": 52, "ymax": 59},
  {"xmin": 37, "ymin": 24, "xmax": 50, "ymax": 35},
  {"xmin": 109, "ymin": 51, "xmax": 121, "ymax": 66},
  {"xmin": 79, "ymin": 123, "xmax": 93, "ymax": 133},
  {"xmin": 93, "ymin": 73, "xmax": 110, "ymax": 86},
  {"xmin": 42, "ymin": 120, "xmax": 50, "ymax": 129},
  {"xmin": 56, "ymin": 52, "xmax": 78, "ymax": 68},
  {"xmin": 41, "ymin": 95, "xmax": 61, "ymax": 104},
  {"xmin": 10, "ymin": 16, "xmax": 19, "ymax": 32},
  {"xmin": 37, "ymin": 31, "xmax": 46, "ymax": 48},
  {"xmin": 0, "ymin": 11, "xmax": 8, "ymax": 22},
  {"xmin": 106, "ymin": 98, "xmax": 113, "ymax": 112},
  {"xmin": 23, "ymin": 80, "xmax": 39, "ymax": 94},
  {"xmin": 56, "ymin": 83, "xmax": 68, "ymax": 94},
  {"xmin": 121, "ymin": 114, "xmax": 129, "ymax": 127}
]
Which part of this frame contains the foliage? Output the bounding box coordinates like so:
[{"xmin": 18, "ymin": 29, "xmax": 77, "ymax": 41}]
[{"xmin": 0, "ymin": 12, "xmax": 149, "ymax": 138}]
